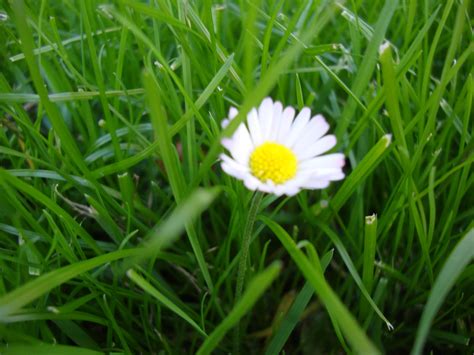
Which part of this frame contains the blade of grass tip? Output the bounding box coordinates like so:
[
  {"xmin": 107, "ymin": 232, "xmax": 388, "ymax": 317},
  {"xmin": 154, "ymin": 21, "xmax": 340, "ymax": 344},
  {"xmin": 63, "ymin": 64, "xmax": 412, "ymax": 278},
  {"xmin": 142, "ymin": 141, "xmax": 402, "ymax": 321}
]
[
  {"xmin": 295, "ymin": 74, "xmax": 304, "ymax": 109},
  {"xmin": 0, "ymin": 249, "xmax": 140, "ymax": 318},
  {"xmin": 196, "ymin": 261, "xmax": 282, "ymax": 355},
  {"xmin": 0, "ymin": 344, "xmax": 103, "ymax": 355},
  {"xmin": 127, "ymin": 269, "xmax": 207, "ymax": 337},
  {"xmin": 10, "ymin": 0, "xmax": 89, "ymax": 175},
  {"xmin": 315, "ymin": 221, "xmax": 393, "ymax": 330},
  {"xmin": 85, "ymin": 194, "xmax": 124, "ymax": 244},
  {"xmin": 411, "ymin": 228, "xmax": 474, "ymax": 355},
  {"xmin": 360, "ymin": 214, "xmax": 378, "ymax": 320},
  {"xmin": 265, "ymin": 249, "xmax": 334, "ymax": 355},
  {"xmin": 379, "ymin": 43, "xmax": 408, "ymax": 151},
  {"xmin": 144, "ymin": 71, "xmax": 215, "ymax": 292},
  {"xmin": 261, "ymin": 217, "xmax": 380, "ymax": 355}
]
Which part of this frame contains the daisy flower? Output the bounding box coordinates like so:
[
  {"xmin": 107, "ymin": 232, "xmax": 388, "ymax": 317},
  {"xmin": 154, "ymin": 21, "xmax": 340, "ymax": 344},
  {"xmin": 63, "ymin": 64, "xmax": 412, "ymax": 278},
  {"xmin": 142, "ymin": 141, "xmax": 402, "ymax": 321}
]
[{"xmin": 220, "ymin": 97, "xmax": 345, "ymax": 196}]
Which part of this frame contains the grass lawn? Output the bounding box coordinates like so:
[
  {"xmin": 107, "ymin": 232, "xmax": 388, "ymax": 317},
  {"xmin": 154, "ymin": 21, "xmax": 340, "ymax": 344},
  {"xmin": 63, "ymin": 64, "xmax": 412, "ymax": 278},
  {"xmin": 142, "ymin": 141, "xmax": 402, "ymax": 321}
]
[{"xmin": 0, "ymin": 0, "xmax": 473, "ymax": 353}]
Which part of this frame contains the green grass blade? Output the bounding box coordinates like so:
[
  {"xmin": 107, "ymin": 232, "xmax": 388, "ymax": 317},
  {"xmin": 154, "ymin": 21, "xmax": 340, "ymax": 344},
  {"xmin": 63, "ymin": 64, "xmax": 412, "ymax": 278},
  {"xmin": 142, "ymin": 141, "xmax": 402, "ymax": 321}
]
[
  {"xmin": 127, "ymin": 187, "xmax": 220, "ymax": 266},
  {"xmin": 335, "ymin": 0, "xmax": 399, "ymax": 138},
  {"xmin": 411, "ymin": 228, "xmax": 474, "ymax": 355},
  {"xmin": 10, "ymin": 0, "xmax": 89, "ymax": 174},
  {"xmin": 323, "ymin": 134, "xmax": 392, "ymax": 219},
  {"xmin": 265, "ymin": 249, "xmax": 334, "ymax": 355},
  {"xmin": 0, "ymin": 344, "xmax": 103, "ymax": 355},
  {"xmin": 0, "ymin": 169, "xmax": 102, "ymax": 255},
  {"xmin": 261, "ymin": 217, "xmax": 380, "ymax": 355},
  {"xmin": 0, "ymin": 249, "xmax": 139, "ymax": 318},
  {"xmin": 144, "ymin": 70, "xmax": 215, "ymax": 292},
  {"xmin": 379, "ymin": 43, "xmax": 407, "ymax": 150},
  {"xmin": 315, "ymin": 221, "xmax": 392, "ymax": 329},
  {"xmin": 0, "ymin": 89, "xmax": 144, "ymax": 104},
  {"xmin": 196, "ymin": 261, "xmax": 282, "ymax": 355},
  {"xmin": 127, "ymin": 269, "xmax": 207, "ymax": 337},
  {"xmin": 359, "ymin": 212, "xmax": 378, "ymax": 319}
]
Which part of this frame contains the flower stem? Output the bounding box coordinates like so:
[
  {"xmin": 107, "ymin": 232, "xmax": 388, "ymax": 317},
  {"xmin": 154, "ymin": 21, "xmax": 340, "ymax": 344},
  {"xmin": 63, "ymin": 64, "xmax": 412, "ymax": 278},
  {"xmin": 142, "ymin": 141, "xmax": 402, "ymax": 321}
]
[{"xmin": 233, "ymin": 191, "xmax": 264, "ymax": 353}]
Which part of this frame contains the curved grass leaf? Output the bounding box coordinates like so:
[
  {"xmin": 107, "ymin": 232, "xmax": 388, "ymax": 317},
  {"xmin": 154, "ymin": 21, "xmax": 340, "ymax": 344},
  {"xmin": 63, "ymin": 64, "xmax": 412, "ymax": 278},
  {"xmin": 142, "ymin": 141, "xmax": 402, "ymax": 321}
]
[
  {"xmin": 127, "ymin": 269, "xmax": 207, "ymax": 337},
  {"xmin": 196, "ymin": 261, "xmax": 282, "ymax": 355},
  {"xmin": 315, "ymin": 221, "xmax": 393, "ymax": 329},
  {"xmin": 411, "ymin": 228, "xmax": 474, "ymax": 355},
  {"xmin": 265, "ymin": 249, "xmax": 334, "ymax": 355},
  {"xmin": 261, "ymin": 216, "xmax": 380, "ymax": 355},
  {"xmin": 0, "ymin": 249, "xmax": 140, "ymax": 319}
]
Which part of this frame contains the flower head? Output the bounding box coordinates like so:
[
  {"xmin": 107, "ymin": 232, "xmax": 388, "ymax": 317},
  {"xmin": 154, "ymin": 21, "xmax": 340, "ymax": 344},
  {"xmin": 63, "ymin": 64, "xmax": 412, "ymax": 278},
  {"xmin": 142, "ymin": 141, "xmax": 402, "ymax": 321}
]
[{"xmin": 220, "ymin": 97, "xmax": 345, "ymax": 196}]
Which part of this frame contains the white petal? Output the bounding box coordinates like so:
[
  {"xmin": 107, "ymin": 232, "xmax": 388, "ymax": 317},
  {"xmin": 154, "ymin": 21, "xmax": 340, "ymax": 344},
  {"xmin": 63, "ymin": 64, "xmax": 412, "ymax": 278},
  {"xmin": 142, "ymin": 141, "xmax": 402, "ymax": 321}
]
[
  {"xmin": 247, "ymin": 108, "xmax": 263, "ymax": 146},
  {"xmin": 320, "ymin": 171, "xmax": 345, "ymax": 181},
  {"xmin": 295, "ymin": 135, "xmax": 337, "ymax": 160},
  {"xmin": 284, "ymin": 107, "xmax": 311, "ymax": 147},
  {"xmin": 221, "ymin": 107, "xmax": 239, "ymax": 128},
  {"xmin": 299, "ymin": 153, "xmax": 346, "ymax": 171},
  {"xmin": 258, "ymin": 97, "xmax": 274, "ymax": 141},
  {"xmin": 277, "ymin": 106, "xmax": 296, "ymax": 143},
  {"xmin": 301, "ymin": 179, "xmax": 330, "ymax": 189},
  {"xmin": 221, "ymin": 118, "xmax": 230, "ymax": 128},
  {"xmin": 220, "ymin": 154, "xmax": 249, "ymax": 174},
  {"xmin": 221, "ymin": 162, "xmax": 247, "ymax": 179},
  {"xmin": 258, "ymin": 180, "xmax": 276, "ymax": 194},
  {"xmin": 268, "ymin": 101, "xmax": 283, "ymax": 141},
  {"xmin": 243, "ymin": 174, "xmax": 262, "ymax": 191},
  {"xmin": 275, "ymin": 182, "xmax": 301, "ymax": 196},
  {"xmin": 221, "ymin": 137, "xmax": 233, "ymax": 151},
  {"xmin": 292, "ymin": 115, "xmax": 330, "ymax": 151},
  {"xmin": 229, "ymin": 107, "xmax": 238, "ymax": 119},
  {"xmin": 222, "ymin": 123, "xmax": 254, "ymax": 165},
  {"xmin": 233, "ymin": 124, "xmax": 254, "ymax": 165}
]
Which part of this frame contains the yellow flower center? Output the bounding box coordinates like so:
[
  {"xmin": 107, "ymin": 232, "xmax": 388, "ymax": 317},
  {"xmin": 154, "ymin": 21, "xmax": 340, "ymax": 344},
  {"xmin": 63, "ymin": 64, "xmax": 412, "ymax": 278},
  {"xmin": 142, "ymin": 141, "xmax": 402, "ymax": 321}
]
[{"xmin": 249, "ymin": 142, "xmax": 297, "ymax": 184}]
